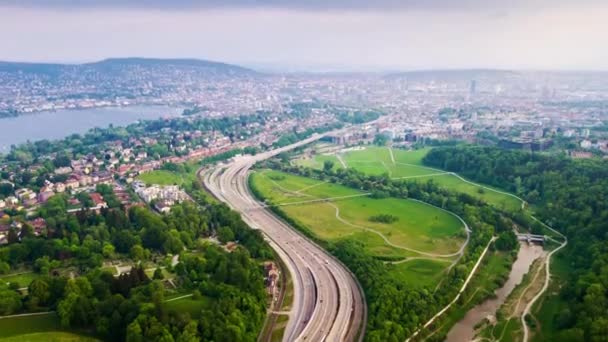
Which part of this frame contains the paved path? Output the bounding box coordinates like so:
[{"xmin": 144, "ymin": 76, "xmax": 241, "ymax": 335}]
[
  {"xmin": 406, "ymin": 236, "xmax": 497, "ymax": 342},
  {"xmin": 0, "ymin": 311, "xmax": 54, "ymax": 319}
]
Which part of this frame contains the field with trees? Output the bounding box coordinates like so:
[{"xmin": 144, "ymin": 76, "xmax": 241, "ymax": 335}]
[
  {"xmin": 295, "ymin": 146, "xmax": 522, "ymax": 212},
  {"xmin": 251, "ymin": 170, "xmax": 466, "ymax": 264}
]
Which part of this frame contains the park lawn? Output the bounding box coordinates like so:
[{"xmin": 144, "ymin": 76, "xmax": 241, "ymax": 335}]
[
  {"xmin": 254, "ymin": 170, "xmax": 465, "ymax": 255},
  {"xmin": 250, "ymin": 171, "xmax": 320, "ymax": 204},
  {"xmin": 137, "ymin": 170, "xmax": 188, "ymax": 186},
  {"xmin": 422, "ymin": 174, "xmax": 523, "ymax": 212},
  {"xmin": 333, "ymin": 196, "xmax": 465, "ymax": 254},
  {"xmin": 0, "ymin": 314, "xmax": 98, "ymax": 340},
  {"xmin": 296, "ymin": 154, "xmax": 342, "ymax": 171},
  {"xmin": 0, "ymin": 272, "xmax": 38, "ymax": 287},
  {"xmin": 165, "ymin": 296, "xmax": 210, "ymax": 318},
  {"xmin": 391, "ymin": 147, "xmax": 432, "ymax": 165},
  {"xmin": 388, "ymin": 258, "xmax": 451, "ymax": 289},
  {"xmin": 251, "ymin": 168, "xmax": 468, "ymax": 288},
  {"xmin": 0, "ymin": 332, "xmax": 100, "ymax": 342},
  {"xmin": 252, "ymin": 170, "xmax": 361, "ymax": 205},
  {"xmin": 342, "ymin": 146, "xmax": 392, "ymax": 164},
  {"xmin": 313, "ymin": 146, "xmax": 523, "ymax": 212},
  {"xmin": 388, "ymin": 163, "xmax": 442, "ymax": 178},
  {"xmin": 346, "ymin": 161, "xmax": 389, "ymax": 175}
]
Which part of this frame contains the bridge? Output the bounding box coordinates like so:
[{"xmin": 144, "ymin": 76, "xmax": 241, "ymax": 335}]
[{"xmin": 516, "ymin": 233, "xmax": 545, "ymax": 244}]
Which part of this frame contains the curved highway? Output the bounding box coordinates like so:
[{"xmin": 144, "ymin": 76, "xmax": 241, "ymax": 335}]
[{"xmin": 201, "ymin": 134, "xmax": 366, "ymax": 342}]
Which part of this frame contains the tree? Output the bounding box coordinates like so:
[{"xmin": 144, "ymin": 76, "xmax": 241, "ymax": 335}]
[
  {"xmin": 126, "ymin": 321, "xmax": 144, "ymax": 342},
  {"xmin": 373, "ymin": 134, "xmax": 389, "ymax": 146},
  {"xmin": 217, "ymin": 227, "xmax": 235, "ymax": 244},
  {"xmin": 494, "ymin": 231, "xmax": 518, "ymax": 251},
  {"xmin": 153, "ymin": 268, "xmax": 164, "ymax": 280},
  {"xmin": 102, "ymin": 243, "xmax": 116, "ymax": 259},
  {"xmin": 0, "ymin": 288, "xmax": 22, "ymax": 315},
  {"xmin": 323, "ymin": 160, "xmax": 335, "ymax": 172},
  {"xmin": 130, "ymin": 245, "xmax": 145, "ymax": 261},
  {"xmin": 28, "ymin": 279, "xmax": 51, "ymax": 305},
  {"xmin": 0, "ymin": 261, "xmax": 10, "ymax": 274}
]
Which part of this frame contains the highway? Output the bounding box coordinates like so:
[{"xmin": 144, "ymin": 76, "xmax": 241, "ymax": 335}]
[{"xmin": 201, "ymin": 134, "xmax": 366, "ymax": 342}]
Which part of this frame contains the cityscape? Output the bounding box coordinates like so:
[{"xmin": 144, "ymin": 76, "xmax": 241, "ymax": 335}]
[{"xmin": 0, "ymin": 1, "xmax": 607, "ymax": 342}]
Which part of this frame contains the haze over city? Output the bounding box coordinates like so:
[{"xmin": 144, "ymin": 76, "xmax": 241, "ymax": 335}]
[{"xmin": 1, "ymin": 0, "xmax": 608, "ymax": 71}]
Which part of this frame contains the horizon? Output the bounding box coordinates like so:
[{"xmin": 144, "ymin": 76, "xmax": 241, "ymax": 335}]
[
  {"xmin": 2, "ymin": 56, "xmax": 608, "ymax": 74},
  {"xmin": 1, "ymin": 0, "xmax": 607, "ymax": 71}
]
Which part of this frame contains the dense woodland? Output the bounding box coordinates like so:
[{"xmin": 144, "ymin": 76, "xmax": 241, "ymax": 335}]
[
  {"xmin": 0, "ymin": 189, "xmax": 272, "ymax": 341},
  {"xmin": 253, "ymin": 160, "xmax": 519, "ymax": 341},
  {"xmin": 424, "ymin": 146, "xmax": 608, "ymax": 341}
]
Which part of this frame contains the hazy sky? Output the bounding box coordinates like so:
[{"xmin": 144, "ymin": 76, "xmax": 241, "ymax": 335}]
[{"xmin": 1, "ymin": 0, "xmax": 607, "ymax": 71}]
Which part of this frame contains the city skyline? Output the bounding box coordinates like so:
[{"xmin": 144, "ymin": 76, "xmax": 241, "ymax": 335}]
[{"xmin": 1, "ymin": 0, "xmax": 607, "ymax": 71}]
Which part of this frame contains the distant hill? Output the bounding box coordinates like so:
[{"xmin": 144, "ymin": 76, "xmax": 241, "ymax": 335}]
[{"xmin": 0, "ymin": 57, "xmax": 257, "ymax": 78}]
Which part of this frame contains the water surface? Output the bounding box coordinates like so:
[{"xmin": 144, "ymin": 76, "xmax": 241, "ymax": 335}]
[
  {"xmin": 0, "ymin": 105, "xmax": 182, "ymax": 153},
  {"xmin": 445, "ymin": 243, "xmax": 546, "ymax": 342}
]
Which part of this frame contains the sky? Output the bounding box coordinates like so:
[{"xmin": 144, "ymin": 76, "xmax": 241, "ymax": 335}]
[{"xmin": 0, "ymin": 0, "xmax": 607, "ymax": 71}]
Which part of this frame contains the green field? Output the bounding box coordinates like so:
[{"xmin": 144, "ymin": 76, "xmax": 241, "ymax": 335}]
[
  {"xmin": 0, "ymin": 332, "xmax": 100, "ymax": 342},
  {"xmin": 165, "ymin": 295, "xmax": 209, "ymax": 318},
  {"xmin": 295, "ymin": 146, "xmax": 523, "ymax": 212},
  {"xmin": 0, "ymin": 272, "xmax": 38, "ymax": 287},
  {"xmin": 251, "ymin": 169, "xmax": 467, "ymax": 286},
  {"xmin": 0, "ymin": 314, "xmax": 98, "ymax": 341},
  {"xmin": 137, "ymin": 169, "xmax": 194, "ymax": 187}
]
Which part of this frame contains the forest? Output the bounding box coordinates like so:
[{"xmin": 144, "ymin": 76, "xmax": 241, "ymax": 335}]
[{"xmin": 424, "ymin": 145, "xmax": 608, "ymax": 341}]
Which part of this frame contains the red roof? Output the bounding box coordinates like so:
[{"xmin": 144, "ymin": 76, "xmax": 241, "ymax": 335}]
[{"xmin": 90, "ymin": 193, "xmax": 105, "ymax": 206}]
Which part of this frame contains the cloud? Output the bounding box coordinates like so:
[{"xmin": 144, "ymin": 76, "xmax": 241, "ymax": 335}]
[{"xmin": 0, "ymin": 0, "xmax": 604, "ymax": 12}]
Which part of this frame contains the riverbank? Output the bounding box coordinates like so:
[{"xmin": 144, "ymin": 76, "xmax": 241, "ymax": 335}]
[{"xmin": 445, "ymin": 243, "xmax": 546, "ymax": 341}]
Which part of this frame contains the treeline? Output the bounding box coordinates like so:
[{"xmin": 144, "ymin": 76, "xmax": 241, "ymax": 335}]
[
  {"xmin": 424, "ymin": 145, "xmax": 608, "ymax": 341},
  {"xmin": 336, "ymin": 110, "xmax": 383, "ymax": 124},
  {"xmin": 253, "ymin": 161, "xmax": 519, "ymax": 341},
  {"xmin": 2, "ymin": 193, "xmax": 271, "ymax": 270}
]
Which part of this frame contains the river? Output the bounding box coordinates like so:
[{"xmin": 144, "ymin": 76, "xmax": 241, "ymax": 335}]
[
  {"xmin": 445, "ymin": 243, "xmax": 546, "ymax": 342},
  {"xmin": 0, "ymin": 105, "xmax": 182, "ymax": 153}
]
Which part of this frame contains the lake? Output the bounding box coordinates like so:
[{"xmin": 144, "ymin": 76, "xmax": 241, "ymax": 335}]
[{"xmin": 0, "ymin": 105, "xmax": 182, "ymax": 153}]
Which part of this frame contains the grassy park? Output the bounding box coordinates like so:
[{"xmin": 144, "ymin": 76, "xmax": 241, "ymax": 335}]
[
  {"xmin": 250, "ymin": 169, "xmax": 467, "ymax": 287},
  {"xmin": 0, "ymin": 314, "xmax": 99, "ymax": 341},
  {"xmin": 295, "ymin": 146, "xmax": 523, "ymax": 212}
]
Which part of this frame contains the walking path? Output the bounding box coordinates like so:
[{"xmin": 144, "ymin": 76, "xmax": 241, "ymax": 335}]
[
  {"xmin": 406, "ymin": 236, "xmax": 497, "ymax": 342},
  {"xmin": 273, "ymin": 193, "xmax": 372, "ymax": 207},
  {"xmin": 521, "ymin": 219, "xmax": 567, "ymax": 342},
  {"xmin": 328, "ymin": 199, "xmax": 469, "ymax": 259},
  {"xmin": 165, "ymin": 294, "xmax": 193, "ymax": 302},
  {"xmin": 336, "ymin": 153, "xmax": 348, "ymax": 168},
  {"xmin": 391, "ymin": 172, "xmax": 450, "ymax": 180},
  {"xmin": 388, "ymin": 147, "xmax": 396, "ymax": 164},
  {"xmin": 0, "ymin": 311, "xmax": 54, "ymax": 319}
]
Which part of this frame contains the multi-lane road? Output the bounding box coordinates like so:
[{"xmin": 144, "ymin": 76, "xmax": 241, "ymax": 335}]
[{"xmin": 201, "ymin": 134, "xmax": 366, "ymax": 342}]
